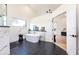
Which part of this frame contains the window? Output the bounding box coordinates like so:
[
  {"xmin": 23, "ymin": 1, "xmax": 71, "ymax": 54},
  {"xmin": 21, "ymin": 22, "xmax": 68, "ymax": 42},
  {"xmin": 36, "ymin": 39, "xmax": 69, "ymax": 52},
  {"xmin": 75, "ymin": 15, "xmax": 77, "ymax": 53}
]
[{"xmin": 12, "ymin": 19, "xmax": 25, "ymax": 26}]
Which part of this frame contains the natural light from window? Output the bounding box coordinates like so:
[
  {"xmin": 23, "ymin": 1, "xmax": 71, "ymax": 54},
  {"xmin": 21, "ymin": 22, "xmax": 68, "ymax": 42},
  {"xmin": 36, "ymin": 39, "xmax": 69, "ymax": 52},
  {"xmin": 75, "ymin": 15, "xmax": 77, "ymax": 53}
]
[{"xmin": 12, "ymin": 19, "xmax": 25, "ymax": 26}]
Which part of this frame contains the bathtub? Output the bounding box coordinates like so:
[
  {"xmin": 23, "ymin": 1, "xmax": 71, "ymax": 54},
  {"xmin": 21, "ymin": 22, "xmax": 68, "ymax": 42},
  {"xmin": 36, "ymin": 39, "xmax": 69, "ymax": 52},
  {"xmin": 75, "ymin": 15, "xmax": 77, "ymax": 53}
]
[{"xmin": 26, "ymin": 34, "xmax": 41, "ymax": 43}]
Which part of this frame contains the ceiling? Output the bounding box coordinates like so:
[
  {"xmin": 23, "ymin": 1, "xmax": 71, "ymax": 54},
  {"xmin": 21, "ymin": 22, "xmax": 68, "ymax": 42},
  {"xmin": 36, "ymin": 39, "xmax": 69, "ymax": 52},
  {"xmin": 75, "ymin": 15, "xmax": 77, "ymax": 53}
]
[
  {"xmin": 27, "ymin": 4, "xmax": 61, "ymax": 16},
  {"xmin": 7, "ymin": 4, "xmax": 61, "ymax": 19}
]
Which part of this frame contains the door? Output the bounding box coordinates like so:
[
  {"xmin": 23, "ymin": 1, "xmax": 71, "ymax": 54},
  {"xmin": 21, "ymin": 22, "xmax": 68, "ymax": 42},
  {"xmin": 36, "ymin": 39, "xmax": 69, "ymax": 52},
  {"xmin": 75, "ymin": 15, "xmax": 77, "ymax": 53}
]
[{"xmin": 67, "ymin": 5, "xmax": 77, "ymax": 55}]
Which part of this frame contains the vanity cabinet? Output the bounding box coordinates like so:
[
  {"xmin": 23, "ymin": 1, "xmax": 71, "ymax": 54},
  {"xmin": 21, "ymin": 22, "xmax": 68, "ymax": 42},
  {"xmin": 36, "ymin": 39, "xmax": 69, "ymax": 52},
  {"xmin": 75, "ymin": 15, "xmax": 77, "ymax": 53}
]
[
  {"xmin": 0, "ymin": 27, "xmax": 10, "ymax": 55},
  {"xmin": 0, "ymin": 36, "xmax": 10, "ymax": 55},
  {"xmin": 39, "ymin": 32, "xmax": 46, "ymax": 41}
]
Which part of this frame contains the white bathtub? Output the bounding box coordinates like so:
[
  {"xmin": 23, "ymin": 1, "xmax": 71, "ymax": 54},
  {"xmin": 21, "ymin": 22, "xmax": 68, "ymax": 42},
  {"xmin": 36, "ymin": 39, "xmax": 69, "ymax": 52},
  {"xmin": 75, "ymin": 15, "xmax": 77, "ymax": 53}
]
[{"xmin": 26, "ymin": 34, "xmax": 41, "ymax": 43}]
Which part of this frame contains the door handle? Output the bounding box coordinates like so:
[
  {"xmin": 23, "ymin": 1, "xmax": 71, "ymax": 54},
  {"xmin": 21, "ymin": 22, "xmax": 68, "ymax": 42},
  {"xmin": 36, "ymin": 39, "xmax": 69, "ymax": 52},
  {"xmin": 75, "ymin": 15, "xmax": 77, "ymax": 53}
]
[{"xmin": 70, "ymin": 35, "xmax": 77, "ymax": 37}]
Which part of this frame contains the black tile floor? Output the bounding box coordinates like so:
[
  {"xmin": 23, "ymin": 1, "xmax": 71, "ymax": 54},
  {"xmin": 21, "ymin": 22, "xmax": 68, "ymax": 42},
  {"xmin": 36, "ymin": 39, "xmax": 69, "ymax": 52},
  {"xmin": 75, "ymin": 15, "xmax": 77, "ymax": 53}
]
[{"xmin": 10, "ymin": 40, "xmax": 67, "ymax": 55}]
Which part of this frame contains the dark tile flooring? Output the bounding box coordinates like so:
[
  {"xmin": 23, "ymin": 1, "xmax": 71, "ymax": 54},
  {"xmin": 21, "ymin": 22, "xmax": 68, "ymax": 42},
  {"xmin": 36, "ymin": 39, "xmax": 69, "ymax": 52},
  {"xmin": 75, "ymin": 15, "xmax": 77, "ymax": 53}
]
[{"xmin": 10, "ymin": 40, "xmax": 67, "ymax": 55}]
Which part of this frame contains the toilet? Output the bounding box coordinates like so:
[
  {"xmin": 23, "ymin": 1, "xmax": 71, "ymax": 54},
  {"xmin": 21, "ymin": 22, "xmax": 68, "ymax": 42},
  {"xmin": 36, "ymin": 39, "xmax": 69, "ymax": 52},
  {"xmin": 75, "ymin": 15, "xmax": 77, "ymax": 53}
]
[{"xmin": 26, "ymin": 34, "xmax": 41, "ymax": 43}]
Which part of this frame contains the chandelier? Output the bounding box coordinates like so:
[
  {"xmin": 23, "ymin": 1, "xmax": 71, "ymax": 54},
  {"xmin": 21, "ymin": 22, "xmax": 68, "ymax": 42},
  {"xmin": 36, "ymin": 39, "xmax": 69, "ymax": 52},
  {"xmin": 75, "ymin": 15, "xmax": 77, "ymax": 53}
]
[{"xmin": 46, "ymin": 9, "xmax": 52, "ymax": 13}]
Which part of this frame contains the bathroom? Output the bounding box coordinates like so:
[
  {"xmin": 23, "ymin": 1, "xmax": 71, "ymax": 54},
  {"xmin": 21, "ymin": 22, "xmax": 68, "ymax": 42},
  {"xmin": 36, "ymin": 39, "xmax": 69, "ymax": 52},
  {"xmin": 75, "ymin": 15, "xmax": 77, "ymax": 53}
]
[
  {"xmin": 0, "ymin": 4, "xmax": 55, "ymax": 55},
  {"xmin": 0, "ymin": 4, "xmax": 77, "ymax": 55}
]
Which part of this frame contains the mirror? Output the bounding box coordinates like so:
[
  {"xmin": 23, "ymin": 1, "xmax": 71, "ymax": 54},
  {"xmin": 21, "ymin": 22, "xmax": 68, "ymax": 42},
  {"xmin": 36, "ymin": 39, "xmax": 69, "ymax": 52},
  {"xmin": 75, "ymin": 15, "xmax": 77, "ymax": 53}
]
[{"xmin": 0, "ymin": 4, "xmax": 7, "ymax": 26}]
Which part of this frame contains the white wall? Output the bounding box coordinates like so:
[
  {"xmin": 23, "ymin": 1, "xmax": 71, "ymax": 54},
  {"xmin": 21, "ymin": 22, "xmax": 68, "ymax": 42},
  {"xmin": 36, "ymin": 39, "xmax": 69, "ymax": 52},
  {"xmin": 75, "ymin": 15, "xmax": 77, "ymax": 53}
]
[{"xmin": 7, "ymin": 4, "xmax": 36, "ymax": 19}]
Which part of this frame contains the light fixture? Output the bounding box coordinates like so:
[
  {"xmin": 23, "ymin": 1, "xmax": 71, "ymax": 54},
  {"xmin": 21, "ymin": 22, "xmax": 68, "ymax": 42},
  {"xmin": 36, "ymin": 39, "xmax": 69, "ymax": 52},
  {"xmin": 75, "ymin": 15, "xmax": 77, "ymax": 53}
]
[{"xmin": 46, "ymin": 9, "xmax": 52, "ymax": 13}]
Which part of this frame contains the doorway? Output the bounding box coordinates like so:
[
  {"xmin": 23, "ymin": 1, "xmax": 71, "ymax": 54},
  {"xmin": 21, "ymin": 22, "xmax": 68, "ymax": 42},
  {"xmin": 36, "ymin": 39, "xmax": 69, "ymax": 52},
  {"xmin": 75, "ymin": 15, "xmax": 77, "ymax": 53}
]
[
  {"xmin": 52, "ymin": 5, "xmax": 77, "ymax": 55},
  {"xmin": 52, "ymin": 13, "xmax": 67, "ymax": 51}
]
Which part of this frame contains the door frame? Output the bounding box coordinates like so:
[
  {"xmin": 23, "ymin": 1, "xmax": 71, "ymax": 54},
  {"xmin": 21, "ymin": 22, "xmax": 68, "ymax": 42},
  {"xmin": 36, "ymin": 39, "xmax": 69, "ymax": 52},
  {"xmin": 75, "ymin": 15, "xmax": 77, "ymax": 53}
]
[
  {"xmin": 52, "ymin": 12, "xmax": 67, "ymax": 51},
  {"xmin": 51, "ymin": 5, "xmax": 77, "ymax": 55}
]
